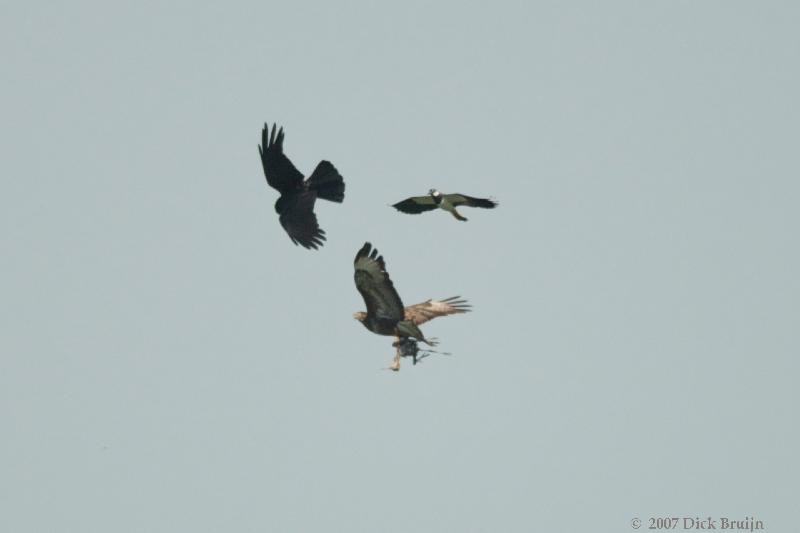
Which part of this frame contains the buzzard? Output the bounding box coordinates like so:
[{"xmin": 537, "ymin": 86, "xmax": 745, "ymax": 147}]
[
  {"xmin": 258, "ymin": 123, "xmax": 345, "ymax": 249},
  {"xmin": 392, "ymin": 189, "xmax": 497, "ymax": 221},
  {"xmin": 352, "ymin": 242, "xmax": 471, "ymax": 370}
]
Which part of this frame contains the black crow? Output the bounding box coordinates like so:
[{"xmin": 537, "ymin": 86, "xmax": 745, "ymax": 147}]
[{"xmin": 258, "ymin": 123, "xmax": 345, "ymax": 249}]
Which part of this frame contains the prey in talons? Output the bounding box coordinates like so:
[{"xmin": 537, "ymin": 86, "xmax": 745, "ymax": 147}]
[{"xmin": 389, "ymin": 337, "xmax": 451, "ymax": 371}]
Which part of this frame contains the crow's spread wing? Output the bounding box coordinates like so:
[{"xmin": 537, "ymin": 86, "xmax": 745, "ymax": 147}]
[
  {"xmin": 259, "ymin": 123, "xmax": 304, "ymax": 193},
  {"xmin": 278, "ymin": 191, "xmax": 326, "ymax": 249},
  {"xmin": 392, "ymin": 195, "xmax": 438, "ymax": 214},
  {"xmin": 404, "ymin": 296, "xmax": 471, "ymax": 326},
  {"xmin": 446, "ymin": 194, "xmax": 498, "ymax": 209},
  {"xmin": 353, "ymin": 242, "xmax": 405, "ymax": 321}
]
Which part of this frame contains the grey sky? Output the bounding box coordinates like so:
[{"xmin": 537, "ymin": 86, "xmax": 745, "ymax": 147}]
[{"xmin": 2, "ymin": 2, "xmax": 798, "ymax": 532}]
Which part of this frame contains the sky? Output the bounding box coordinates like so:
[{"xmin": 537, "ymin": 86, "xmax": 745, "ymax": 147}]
[{"xmin": 2, "ymin": 1, "xmax": 798, "ymax": 532}]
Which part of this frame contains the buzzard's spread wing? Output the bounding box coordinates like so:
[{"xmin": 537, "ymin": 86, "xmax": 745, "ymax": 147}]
[
  {"xmin": 405, "ymin": 296, "xmax": 471, "ymax": 326},
  {"xmin": 259, "ymin": 123, "xmax": 304, "ymax": 193},
  {"xmin": 446, "ymin": 194, "xmax": 498, "ymax": 209},
  {"xmin": 392, "ymin": 195, "xmax": 438, "ymax": 214},
  {"xmin": 354, "ymin": 242, "xmax": 405, "ymax": 321},
  {"xmin": 278, "ymin": 192, "xmax": 326, "ymax": 249}
]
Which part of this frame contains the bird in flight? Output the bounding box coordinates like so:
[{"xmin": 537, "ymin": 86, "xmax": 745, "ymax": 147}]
[
  {"xmin": 258, "ymin": 123, "xmax": 345, "ymax": 249},
  {"xmin": 352, "ymin": 242, "xmax": 471, "ymax": 370},
  {"xmin": 392, "ymin": 189, "xmax": 497, "ymax": 221}
]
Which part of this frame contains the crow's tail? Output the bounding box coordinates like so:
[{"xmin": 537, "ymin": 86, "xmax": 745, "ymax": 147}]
[{"xmin": 308, "ymin": 161, "xmax": 345, "ymax": 203}]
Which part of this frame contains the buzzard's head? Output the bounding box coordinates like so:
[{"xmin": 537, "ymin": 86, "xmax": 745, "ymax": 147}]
[
  {"xmin": 352, "ymin": 311, "xmax": 367, "ymax": 322},
  {"xmin": 428, "ymin": 188, "xmax": 441, "ymax": 198}
]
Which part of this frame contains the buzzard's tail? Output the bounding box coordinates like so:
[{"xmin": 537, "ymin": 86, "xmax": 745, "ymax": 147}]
[
  {"xmin": 397, "ymin": 321, "xmax": 437, "ymax": 346},
  {"xmin": 308, "ymin": 161, "xmax": 345, "ymax": 203}
]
